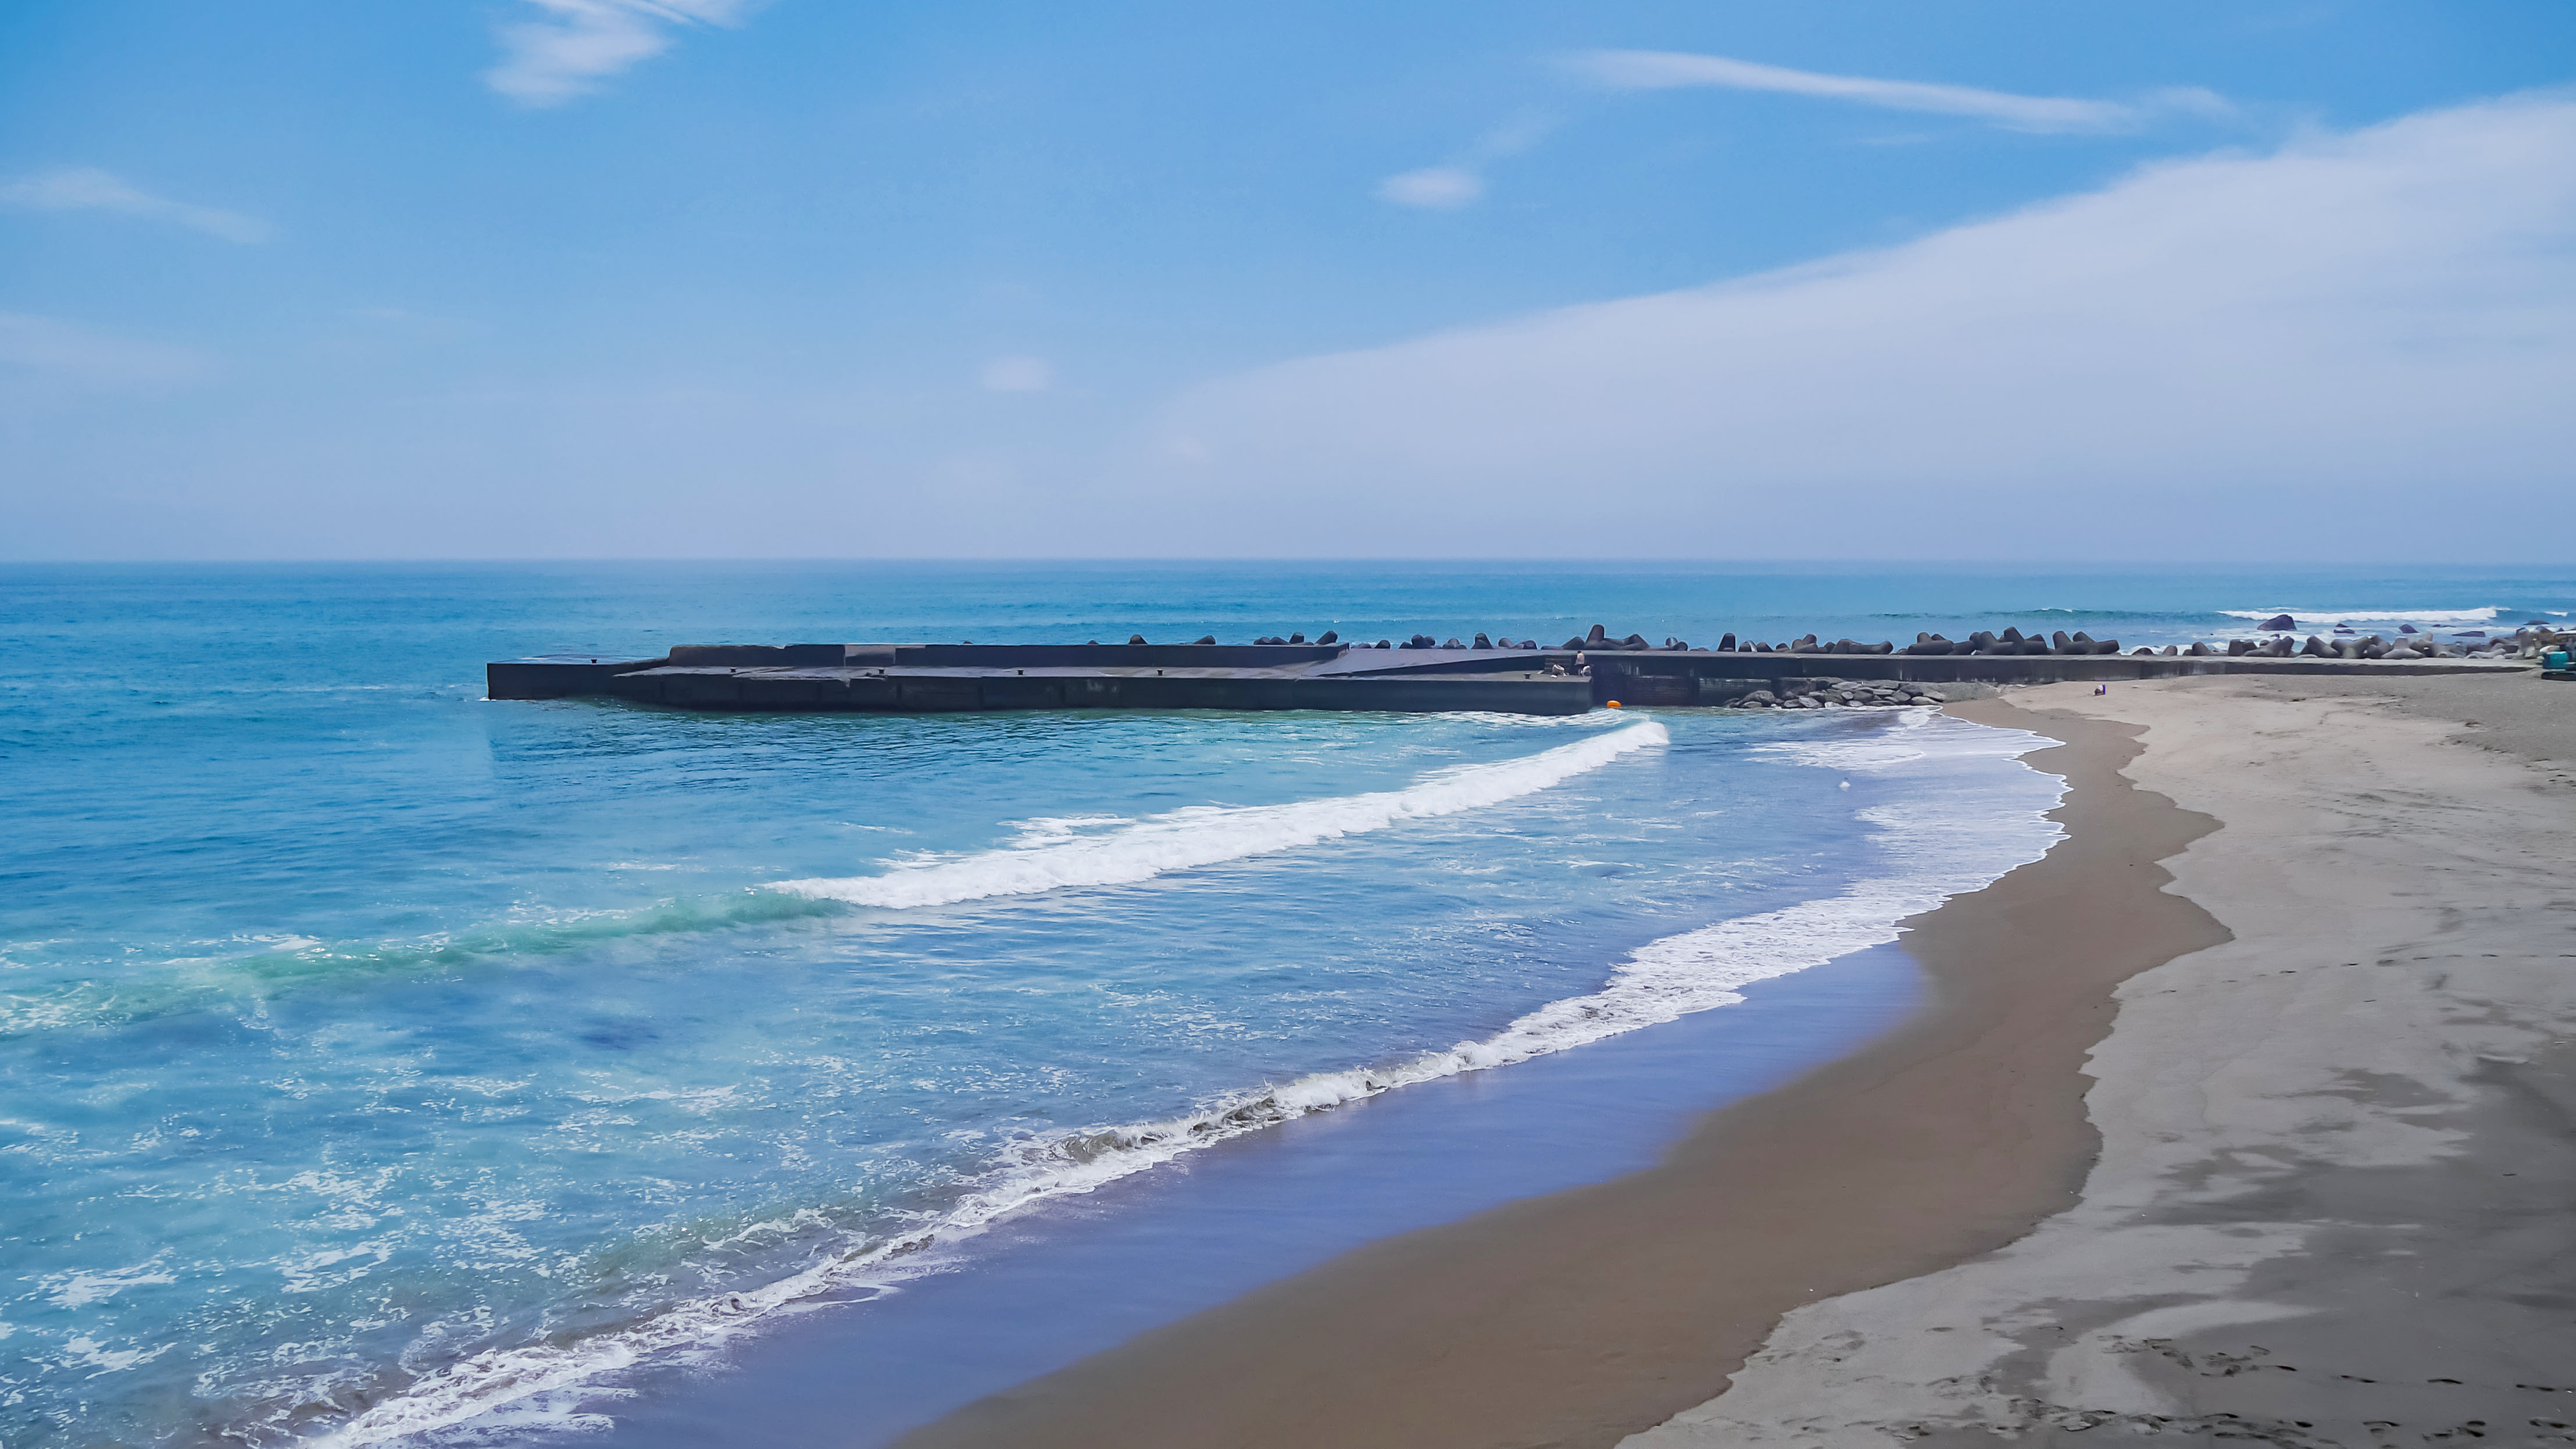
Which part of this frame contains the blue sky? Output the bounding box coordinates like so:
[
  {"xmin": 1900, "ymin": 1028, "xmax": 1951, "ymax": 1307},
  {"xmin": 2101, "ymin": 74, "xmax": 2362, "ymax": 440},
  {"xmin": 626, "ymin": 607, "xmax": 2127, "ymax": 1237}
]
[{"xmin": 2, "ymin": 2, "xmax": 2570, "ymax": 559}]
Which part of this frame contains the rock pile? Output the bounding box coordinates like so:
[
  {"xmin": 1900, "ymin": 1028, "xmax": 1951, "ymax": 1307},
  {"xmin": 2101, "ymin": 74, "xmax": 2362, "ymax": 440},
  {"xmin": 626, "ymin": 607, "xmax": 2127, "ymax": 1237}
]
[
  {"xmin": 1902, "ymin": 627, "xmax": 2121, "ymax": 656},
  {"xmin": 1713, "ymin": 679, "xmax": 1947, "ymax": 711}
]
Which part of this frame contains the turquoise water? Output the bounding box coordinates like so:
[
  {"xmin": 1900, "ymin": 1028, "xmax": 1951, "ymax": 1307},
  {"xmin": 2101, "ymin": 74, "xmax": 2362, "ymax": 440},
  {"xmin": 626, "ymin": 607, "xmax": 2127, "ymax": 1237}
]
[{"xmin": 2, "ymin": 562, "xmax": 2564, "ymax": 1447}]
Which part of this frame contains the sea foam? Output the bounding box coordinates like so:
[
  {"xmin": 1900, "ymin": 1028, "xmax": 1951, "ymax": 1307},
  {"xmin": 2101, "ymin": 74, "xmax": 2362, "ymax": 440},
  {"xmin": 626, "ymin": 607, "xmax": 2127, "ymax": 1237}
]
[
  {"xmin": 307, "ymin": 711, "xmax": 2064, "ymax": 1449},
  {"xmin": 770, "ymin": 720, "xmax": 1668, "ymax": 908},
  {"xmin": 2220, "ymin": 605, "xmax": 2502, "ymax": 626}
]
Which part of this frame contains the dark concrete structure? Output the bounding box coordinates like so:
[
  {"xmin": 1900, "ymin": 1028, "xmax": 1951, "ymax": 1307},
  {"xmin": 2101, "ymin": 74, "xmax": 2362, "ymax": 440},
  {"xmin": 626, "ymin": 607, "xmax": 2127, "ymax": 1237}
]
[
  {"xmin": 488, "ymin": 642, "xmax": 2530, "ymax": 716},
  {"xmin": 488, "ymin": 643, "xmax": 1592, "ymax": 715}
]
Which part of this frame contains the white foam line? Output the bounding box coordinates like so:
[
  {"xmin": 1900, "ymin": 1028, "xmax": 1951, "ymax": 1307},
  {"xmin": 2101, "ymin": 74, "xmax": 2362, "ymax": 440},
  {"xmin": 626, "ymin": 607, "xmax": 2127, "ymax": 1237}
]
[
  {"xmin": 2220, "ymin": 605, "xmax": 2503, "ymax": 625},
  {"xmin": 304, "ymin": 713, "xmax": 2064, "ymax": 1449},
  {"xmin": 771, "ymin": 721, "xmax": 1671, "ymax": 908}
]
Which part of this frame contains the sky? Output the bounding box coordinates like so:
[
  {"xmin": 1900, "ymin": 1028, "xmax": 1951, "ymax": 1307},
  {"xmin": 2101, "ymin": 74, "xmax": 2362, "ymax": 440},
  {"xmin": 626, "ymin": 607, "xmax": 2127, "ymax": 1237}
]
[{"xmin": 1, "ymin": 1, "xmax": 2570, "ymax": 561}]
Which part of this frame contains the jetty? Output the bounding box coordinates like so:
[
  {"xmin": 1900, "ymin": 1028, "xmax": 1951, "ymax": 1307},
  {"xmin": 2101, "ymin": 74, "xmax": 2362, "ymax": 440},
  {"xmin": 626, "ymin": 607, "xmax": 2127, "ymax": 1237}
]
[{"xmin": 488, "ymin": 631, "xmax": 2538, "ymax": 716}]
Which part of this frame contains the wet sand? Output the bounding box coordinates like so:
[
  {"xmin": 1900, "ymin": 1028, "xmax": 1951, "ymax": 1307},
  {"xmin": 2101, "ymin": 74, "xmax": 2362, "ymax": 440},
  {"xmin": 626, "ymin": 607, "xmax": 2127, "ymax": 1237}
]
[
  {"xmin": 896, "ymin": 706, "xmax": 2230, "ymax": 1448},
  {"xmin": 1632, "ymin": 674, "xmax": 2576, "ymax": 1446}
]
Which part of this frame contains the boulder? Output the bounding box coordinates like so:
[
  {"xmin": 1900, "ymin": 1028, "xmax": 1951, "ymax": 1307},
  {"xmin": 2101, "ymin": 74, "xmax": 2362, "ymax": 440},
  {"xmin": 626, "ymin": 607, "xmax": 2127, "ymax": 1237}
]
[
  {"xmin": 1128, "ymin": 634, "xmax": 1149, "ymax": 645},
  {"xmin": 1193, "ymin": 635, "xmax": 1217, "ymax": 645},
  {"xmin": 2260, "ymin": 614, "xmax": 2296, "ymax": 632},
  {"xmin": 1473, "ymin": 633, "xmax": 1492, "ymax": 649},
  {"xmin": 2398, "ymin": 623, "xmax": 2418, "ymax": 634}
]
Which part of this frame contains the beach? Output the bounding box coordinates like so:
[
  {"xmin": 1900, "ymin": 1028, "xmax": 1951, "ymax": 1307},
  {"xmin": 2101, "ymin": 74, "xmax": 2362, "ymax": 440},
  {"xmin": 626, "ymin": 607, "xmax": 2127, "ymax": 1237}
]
[
  {"xmin": 899, "ymin": 672, "xmax": 2576, "ymax": 1448},
  {"xmin": 9, "ymin": 565, "xmax": 2572, "ymax": 1448}
]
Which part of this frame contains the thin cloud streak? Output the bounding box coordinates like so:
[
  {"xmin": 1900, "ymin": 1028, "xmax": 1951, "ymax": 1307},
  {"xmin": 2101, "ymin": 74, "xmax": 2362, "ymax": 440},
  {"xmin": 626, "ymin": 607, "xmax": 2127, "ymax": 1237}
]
[
  {"xmin": 0, "ymin": 167, "xmax": 270, "ymax": 242},
  {"xmin": 1378, "ymin": 166, "xmax": 1484, "ymax": 209},
  {"xmin": 1574, "ymin": 49, "xmax": 2227, "ymax": 134},
  {"xmin": 1374, "ymin": 112, "xmax": 1557, "ymax": 209},
  {"xmin": 485, "ymin": 0, "xmax": 749, "ymax": 106}
]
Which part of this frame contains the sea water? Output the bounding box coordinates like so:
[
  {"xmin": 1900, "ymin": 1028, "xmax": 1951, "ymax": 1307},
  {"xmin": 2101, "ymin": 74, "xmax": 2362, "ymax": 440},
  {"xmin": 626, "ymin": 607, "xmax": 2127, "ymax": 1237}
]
[{"xmin": 3, "ymin": 562, "xmax": 2566, "ymax": 1447}]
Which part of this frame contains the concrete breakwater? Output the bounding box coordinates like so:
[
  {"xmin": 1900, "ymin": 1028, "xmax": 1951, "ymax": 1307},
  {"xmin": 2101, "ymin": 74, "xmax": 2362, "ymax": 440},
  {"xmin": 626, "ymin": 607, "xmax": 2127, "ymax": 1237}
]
[{"xmin": 488, "ymin": 626, "xmax": 2539, "ymax": 717}]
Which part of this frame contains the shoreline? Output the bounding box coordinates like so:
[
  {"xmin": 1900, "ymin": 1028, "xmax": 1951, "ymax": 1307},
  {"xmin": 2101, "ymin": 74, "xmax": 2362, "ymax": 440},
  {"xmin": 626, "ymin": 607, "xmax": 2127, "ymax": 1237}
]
[
  {"xmin": 1635, "ymin": 674, "xmax": 2576, "ymax": 1443},
  {"xmin": 892, "ymin": 703, "xmax": 2228, "ymax": 1448}
]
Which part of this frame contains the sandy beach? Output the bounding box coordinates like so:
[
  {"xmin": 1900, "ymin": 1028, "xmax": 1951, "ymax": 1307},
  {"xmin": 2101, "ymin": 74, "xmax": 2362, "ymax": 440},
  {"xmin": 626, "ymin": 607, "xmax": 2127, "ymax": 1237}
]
[
  {"xmin": 1635, "ymin": 674, "xmax": 2576, "ymax": 1447},
  {"xmin": 898, "ymin": 673, "xmax": 2576, "ymax": 1449}
]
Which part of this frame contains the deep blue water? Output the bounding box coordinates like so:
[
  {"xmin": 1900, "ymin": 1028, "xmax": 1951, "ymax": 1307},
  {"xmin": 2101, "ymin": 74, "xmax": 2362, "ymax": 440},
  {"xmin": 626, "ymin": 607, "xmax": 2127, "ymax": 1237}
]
[{"xmin": 2, "ymin": 562, "xmax": 2563, "ymax": 1448}]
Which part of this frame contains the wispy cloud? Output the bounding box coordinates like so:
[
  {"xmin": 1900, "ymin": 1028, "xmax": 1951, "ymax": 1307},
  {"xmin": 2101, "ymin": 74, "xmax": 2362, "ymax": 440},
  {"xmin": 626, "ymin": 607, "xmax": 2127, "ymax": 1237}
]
[
  {"xmin": 1573, "ymin": 50, "xmax": 2228, "ymax": 134},
  {"xmin": 1156, "ymin": 97, "xmax": 2576, "ymax": 556},
  {"xmin": 1378, "ymin": 167, "xmax": 1484, "ymax": 209},
  {"xmin": 0, "ymin": 313, "xmax": 215, "ymax": 388},
  {"xmin": 1375, "ymin": 112, "xmax": 1557, "ymax": 210},
  {"xmin": 0, "ymin": 167, "xmax": 269, "ymax": 243},
  {"xmin": 485, "ymin": 0, "xmax": 749, "ymax": 106}
]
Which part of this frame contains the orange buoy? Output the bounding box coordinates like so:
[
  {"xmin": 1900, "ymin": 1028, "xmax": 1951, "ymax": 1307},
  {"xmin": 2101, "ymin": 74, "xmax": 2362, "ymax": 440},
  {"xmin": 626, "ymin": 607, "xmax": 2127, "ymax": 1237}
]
[{"xmin": 1606, "ymin": 700, "xmax": 1623, "ymax": 708}]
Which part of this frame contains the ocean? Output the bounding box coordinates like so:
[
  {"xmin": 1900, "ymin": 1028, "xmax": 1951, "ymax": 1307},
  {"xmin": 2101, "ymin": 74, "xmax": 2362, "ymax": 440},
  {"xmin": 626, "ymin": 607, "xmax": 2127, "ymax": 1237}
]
[{"xmin": 3, "ymin": 561, "xmax": 2566, "ymax": 1447}]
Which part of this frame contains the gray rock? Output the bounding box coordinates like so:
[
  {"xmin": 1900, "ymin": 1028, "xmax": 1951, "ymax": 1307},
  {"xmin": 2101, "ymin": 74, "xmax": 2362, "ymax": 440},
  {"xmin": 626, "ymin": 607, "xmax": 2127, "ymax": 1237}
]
[
  {"xmin": 2260, "ymin": 614, "xmax": 2296, "ymax": 632},
  {"xmin": 1193, "ymin": 635, "xmax": 1217, "ymax": 645}
]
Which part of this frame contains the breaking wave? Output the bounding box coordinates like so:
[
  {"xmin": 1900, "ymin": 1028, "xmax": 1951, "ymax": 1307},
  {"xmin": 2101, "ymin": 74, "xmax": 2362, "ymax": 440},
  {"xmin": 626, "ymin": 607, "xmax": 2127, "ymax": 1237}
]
[
  {"xmin": 771, "ymin": 722, "xmax": 1670, "ymax": 908},
  {"xmin": 306, "ymin": 712, "xmax": 2064, "ymax": 1449},
  {"xmin": 2220, "ymin": 605, "xmax": 2503, "ymax": 626}
]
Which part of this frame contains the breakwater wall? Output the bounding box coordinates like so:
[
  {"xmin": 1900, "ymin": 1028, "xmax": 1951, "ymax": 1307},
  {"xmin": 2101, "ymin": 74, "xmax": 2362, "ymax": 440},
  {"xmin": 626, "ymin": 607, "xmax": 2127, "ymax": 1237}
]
[
  {"xmin": 1582, "ymin": 651, "xmax": 2524, "ymax": 706},
  {"xmin": 490, "ymin": 637, "xmax": 2533, "ymax": 717}
]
